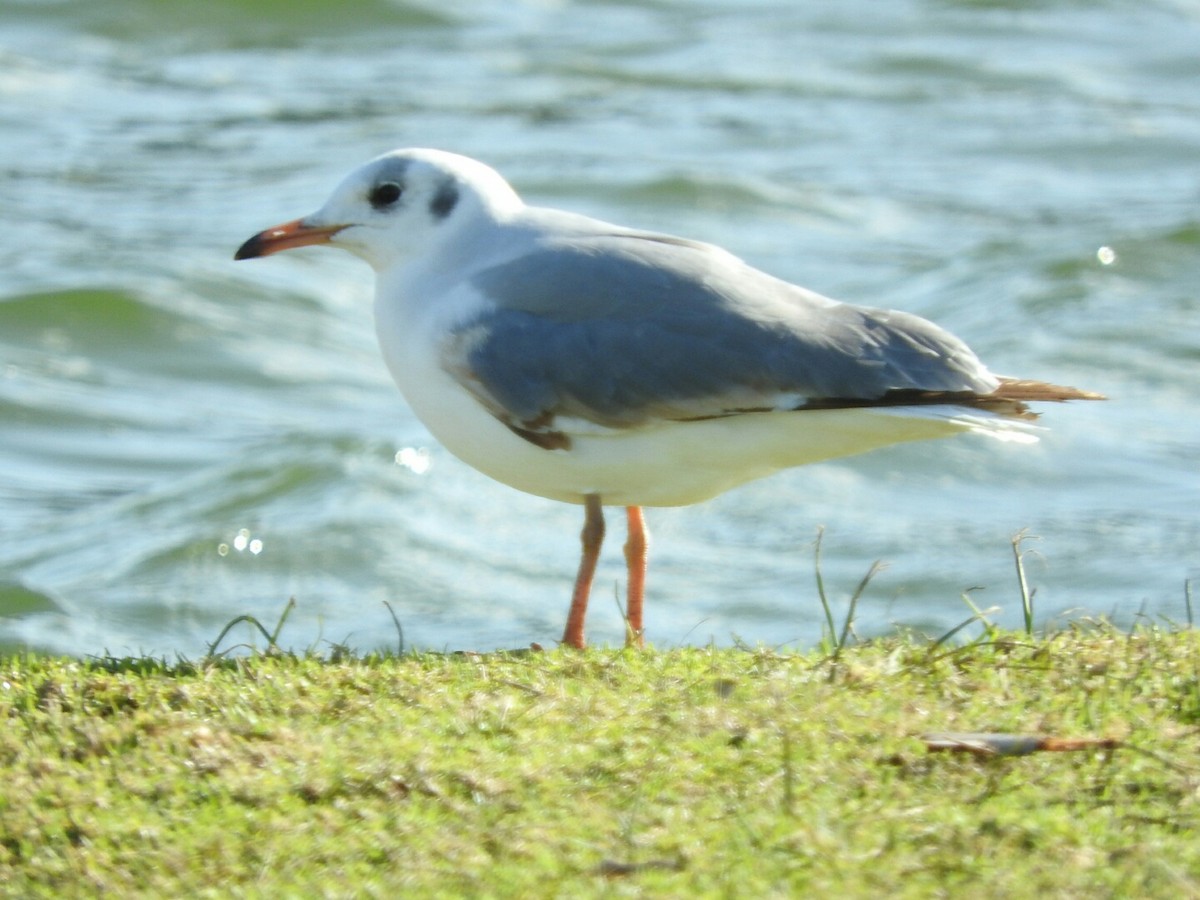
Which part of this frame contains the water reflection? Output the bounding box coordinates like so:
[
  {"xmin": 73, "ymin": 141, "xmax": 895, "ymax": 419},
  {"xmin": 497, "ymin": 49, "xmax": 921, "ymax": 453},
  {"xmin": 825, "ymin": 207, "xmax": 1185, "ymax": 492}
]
[
  {"xmin": 217, "ymin": 528, "xmax": 264, "ymax": 557},
  {"xmin": 395, "ymin": 446, "xmax": 432, "ymax": 475}
]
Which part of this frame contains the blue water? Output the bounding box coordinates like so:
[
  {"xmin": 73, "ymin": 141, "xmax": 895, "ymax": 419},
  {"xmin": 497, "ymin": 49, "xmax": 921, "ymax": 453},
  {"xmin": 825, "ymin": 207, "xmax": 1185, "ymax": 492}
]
[{"xmin": 2, "ymin": 1, "xmax": 1198, "ymax": 656}]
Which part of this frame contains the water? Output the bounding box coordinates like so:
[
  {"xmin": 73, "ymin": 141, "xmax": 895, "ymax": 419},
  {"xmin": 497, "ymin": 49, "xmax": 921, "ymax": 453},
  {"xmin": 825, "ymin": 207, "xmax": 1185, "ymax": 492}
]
[{"xmin": 2, "ymin": 0, "xmax": 1198, "ymax": 656}]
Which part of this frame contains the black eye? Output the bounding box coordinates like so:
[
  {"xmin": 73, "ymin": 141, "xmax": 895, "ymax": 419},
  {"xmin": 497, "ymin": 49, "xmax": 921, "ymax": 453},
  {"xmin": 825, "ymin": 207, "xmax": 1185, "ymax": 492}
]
[{"xmin": 369, "ymin": 182, "xmax": 403, "ymax": 209}]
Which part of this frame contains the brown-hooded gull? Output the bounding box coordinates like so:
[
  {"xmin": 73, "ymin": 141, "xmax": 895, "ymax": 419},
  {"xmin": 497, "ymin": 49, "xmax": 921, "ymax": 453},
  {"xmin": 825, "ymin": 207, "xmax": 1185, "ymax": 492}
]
[{"xmin": 235, "ymin": 148, "xmax": 1102, "ymax": 649}]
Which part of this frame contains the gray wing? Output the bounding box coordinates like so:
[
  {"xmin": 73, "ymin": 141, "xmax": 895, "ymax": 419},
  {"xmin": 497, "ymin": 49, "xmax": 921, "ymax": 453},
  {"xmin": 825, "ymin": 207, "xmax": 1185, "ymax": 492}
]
[{"xmin": 446, "ymin": 229, "xmax": 998, "ymax": 440}]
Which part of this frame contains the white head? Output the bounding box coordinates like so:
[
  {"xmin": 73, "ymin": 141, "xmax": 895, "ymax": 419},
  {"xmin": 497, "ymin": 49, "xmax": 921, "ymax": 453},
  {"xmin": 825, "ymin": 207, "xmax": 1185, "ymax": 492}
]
[{"xmin": 235, "ymin": 148, "xmax": 524, "ymax": 271}]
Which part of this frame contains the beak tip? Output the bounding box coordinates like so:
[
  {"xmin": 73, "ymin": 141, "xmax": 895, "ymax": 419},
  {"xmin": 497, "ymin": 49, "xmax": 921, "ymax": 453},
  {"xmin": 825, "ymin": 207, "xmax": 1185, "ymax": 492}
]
[{"xmin": 233, "ymin": 235, "xmax": 264, "ymax": 261}]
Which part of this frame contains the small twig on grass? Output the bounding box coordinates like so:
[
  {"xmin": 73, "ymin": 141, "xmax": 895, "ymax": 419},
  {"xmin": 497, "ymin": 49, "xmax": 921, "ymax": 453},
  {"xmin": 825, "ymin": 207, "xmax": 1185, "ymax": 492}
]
[
  {"xmin": 596, "ymin": 857, "xmax": 687, "ymax": 878},
  {"xmin": 922, "ymin": 732, "xmax": 1120, "ymax": 758}
]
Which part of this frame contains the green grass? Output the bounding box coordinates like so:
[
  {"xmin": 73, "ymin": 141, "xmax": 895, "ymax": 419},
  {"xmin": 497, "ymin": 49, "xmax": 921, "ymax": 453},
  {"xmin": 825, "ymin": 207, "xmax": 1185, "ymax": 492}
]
[{"xmin": 2, "ymin": 625, "xmax": 1199, "ymax": 897}]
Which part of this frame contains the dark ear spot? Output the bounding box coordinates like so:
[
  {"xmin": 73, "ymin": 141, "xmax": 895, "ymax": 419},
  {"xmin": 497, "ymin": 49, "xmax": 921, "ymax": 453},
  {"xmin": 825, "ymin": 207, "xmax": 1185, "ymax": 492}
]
[{"xmin": 430, "ymin": 179, "xmax": 459, "ymax": 220}]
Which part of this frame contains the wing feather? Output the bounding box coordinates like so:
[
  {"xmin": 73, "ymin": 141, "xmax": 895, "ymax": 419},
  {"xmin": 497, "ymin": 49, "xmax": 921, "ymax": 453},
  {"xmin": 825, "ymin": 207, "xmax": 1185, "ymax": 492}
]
[{"xmin": 443, "ymin": 229, "xmax": 1000, "ymax": 440}]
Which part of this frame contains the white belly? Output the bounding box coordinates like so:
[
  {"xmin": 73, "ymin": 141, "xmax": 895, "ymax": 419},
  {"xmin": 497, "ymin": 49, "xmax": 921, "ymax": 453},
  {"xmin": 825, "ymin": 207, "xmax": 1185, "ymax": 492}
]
[{"xmin": 392, "ymin": 360, "xmax": 1020, "ymax": 507}]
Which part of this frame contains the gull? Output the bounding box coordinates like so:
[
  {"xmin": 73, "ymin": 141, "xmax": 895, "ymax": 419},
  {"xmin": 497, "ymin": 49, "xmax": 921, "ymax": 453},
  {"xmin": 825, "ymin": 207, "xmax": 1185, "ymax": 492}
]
[{"xmin": 235, "ymin": 148, "xmax": 1101, "ymax": 649}]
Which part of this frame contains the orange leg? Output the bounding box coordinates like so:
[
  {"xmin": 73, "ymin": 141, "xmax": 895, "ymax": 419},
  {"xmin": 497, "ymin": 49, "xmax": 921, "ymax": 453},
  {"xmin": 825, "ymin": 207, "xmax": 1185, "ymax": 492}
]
[
  {"xmin": 623, "ymin": 505, "xmax": 648, "ymax": 648},
  {"xmin": 561, "ymin": 494, "xmax": 604, "ymax": 649}
]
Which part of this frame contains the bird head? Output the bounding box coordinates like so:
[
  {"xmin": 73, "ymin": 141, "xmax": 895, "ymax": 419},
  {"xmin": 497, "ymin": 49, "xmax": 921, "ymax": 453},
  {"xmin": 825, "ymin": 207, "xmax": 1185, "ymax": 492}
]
[{"xmin": 234, "ymin": 148, "xmax": 523, "ymax": 272}]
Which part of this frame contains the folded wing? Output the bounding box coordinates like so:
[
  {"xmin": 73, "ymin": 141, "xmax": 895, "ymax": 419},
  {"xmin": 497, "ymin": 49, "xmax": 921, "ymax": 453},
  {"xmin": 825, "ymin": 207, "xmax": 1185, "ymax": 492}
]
[{"xmin": 443, "ymin": 228, "xmax": 1083, "ymax": 448}]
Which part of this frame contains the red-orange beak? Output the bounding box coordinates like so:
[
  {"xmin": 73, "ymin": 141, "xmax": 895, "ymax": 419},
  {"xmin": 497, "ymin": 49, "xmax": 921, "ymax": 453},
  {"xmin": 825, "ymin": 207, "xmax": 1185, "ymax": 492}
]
[{"xmin": 234, "ymin": 218, "xmax": 346, "ymax": 260}]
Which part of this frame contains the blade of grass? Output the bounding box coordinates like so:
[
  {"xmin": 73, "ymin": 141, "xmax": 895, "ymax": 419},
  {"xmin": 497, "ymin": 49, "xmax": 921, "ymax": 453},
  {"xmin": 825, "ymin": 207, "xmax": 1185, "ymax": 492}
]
[
  {"xmin": 267, "ymin": 597, "xmax": 297, "ymax": 647},
  {"xmin": 206, "ymin": 598, "xmax": 296, "ymax": 658},
  {"xmin": 931, "ymin": 595, "xmax": 1001, "ymax": 650},
  {"xmin": 813, "ymin": 527, "xmax": 836, "ymax": 653},
  {"xmin": 383, "ymin": 600, "xmax": 406, "ymax": 656},
  {"xmin": 837, "ymin": 560, "xmax": 885, "ymax": 651},
  {"xmin": 1012, "ymin": 530, "xmax": 1038, "ymax": 636}
]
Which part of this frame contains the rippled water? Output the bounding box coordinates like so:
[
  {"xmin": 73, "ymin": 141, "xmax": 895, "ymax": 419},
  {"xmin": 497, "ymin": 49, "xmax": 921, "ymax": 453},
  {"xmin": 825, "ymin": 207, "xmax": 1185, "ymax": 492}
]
[{"xmin": 2, "ymin": 1, "xmax": 1198, "ymax": 656}]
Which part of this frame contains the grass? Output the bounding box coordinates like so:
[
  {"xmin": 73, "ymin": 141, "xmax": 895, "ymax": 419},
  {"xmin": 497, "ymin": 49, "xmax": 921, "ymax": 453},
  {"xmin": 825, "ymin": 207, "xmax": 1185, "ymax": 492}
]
[{"xmin": 1, "ymin": 622, "xmax": 1198, "ymax": 897}]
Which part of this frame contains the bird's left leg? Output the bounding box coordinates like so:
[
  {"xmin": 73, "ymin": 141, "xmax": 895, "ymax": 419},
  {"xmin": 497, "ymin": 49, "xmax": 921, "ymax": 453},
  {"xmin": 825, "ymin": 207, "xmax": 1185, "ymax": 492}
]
[
  {"xmin": 562, "ymin": 494, "xmax": 605, "ymax": 649},
  {"xmin": 623, "ymin": 505, "xmax": 648, "ymax": 648}
]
